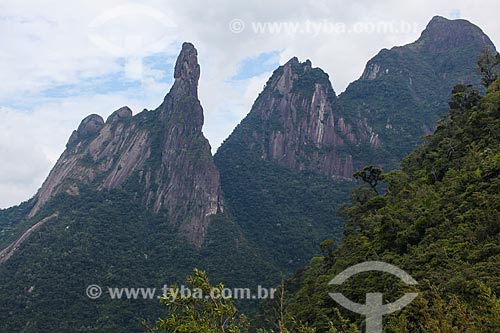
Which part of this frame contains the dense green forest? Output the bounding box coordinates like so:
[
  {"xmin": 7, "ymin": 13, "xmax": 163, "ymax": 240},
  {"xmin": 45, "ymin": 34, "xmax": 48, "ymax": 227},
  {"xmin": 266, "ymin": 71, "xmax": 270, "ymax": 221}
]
[
  {"xmin": 338, "ymin": 16, "xmax": 495, "ymax": 170},
  {"xmin": 260, "ymin": 77, "xmax": 500, "ymax": 331},
  {"xmin": 215, "ymin": 111, "xmax": 355, "ymax": 275},
  {"xmin": 151, "ymin": 66, "xmax": 500, "ymax": 331},
  {"xmin": 0, "ymin": 185, "xmax": 282, "ymax": 331},
  {"xmin": 1, "ymin": 18, "xmax": 497, "ymax": 332},
  {"xmin": 0, "ymin": 154, "xmax": 353, "ymax": 331}
]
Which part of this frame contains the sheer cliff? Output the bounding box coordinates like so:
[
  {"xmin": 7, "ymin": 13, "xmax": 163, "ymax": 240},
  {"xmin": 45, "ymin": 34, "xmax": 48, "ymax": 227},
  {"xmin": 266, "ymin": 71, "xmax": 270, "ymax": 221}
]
[
  {"xmin": 218, "ymin": 57, "xmax": 368, "ymax": 179},
  {"xmin": 28, "ymin": 42, "xmax": 223, "ymax": 247}
]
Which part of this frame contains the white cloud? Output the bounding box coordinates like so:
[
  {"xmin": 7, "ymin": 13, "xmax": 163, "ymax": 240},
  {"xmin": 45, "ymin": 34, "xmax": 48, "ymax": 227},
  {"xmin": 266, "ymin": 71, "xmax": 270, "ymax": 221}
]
[{"xmin": 0, "ymin": 0, "xmax": 499, "ymax": 208}]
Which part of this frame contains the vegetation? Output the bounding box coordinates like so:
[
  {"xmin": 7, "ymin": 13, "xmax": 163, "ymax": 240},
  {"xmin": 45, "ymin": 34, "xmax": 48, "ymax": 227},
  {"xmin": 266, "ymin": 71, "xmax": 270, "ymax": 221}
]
[
  {"xmin": 352, "ymin": 166, "xmax": 382, "ymax": 194},
  {"xmin": 0, "ymin": 200, "xmax": 34, "ymax": 249},
  {"xmin": 477, "ymin": 47, "xmax": 500, "ymax": 88},
  {"xmin": 152, "ymin": 270, "xmax": 359, "ymax": 333},
  {"xmin": 0, "ymin": 67, "xmax": 355, "ymax": 332},
  {"xmin": 150, "ymin": 269, "xmax": 250, "ymax": 333},
  {"xmin": 1, "ymin": 21, "xmax": 498, "ymax": 332},
  {"xmin": 0, "ymin": 186, "xmax": 277, "ymax": 332},
  {"xmin": 261, "ymin": 78, "xmax": 500, "ymax": 331},
  {"xmin": 338, "ymin": 21, "xmax": 493, "ymax": 170},
  {"xmin": 215, "ymin": 111, "xmax": 355, "ymax": 278},
  {"xmin": 290, "ymin": 64, "xmax": 334, "ymax": 100}
]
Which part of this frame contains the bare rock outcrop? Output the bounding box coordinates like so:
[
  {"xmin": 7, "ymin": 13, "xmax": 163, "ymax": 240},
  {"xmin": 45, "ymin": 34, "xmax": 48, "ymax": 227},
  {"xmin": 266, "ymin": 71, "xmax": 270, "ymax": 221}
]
[
  {"xmin": 29, "ymin": 42, "xmax": 223, "ymax": 248},
  {"xmin": 229, "ymin": 57, "xmax": 373, "ymax": 179}
]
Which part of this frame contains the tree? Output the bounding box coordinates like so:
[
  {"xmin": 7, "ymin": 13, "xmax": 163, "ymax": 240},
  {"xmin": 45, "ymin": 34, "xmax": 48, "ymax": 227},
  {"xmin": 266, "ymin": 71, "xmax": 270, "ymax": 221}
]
[
  {"xmin": 151, "ymin": 270, "xmax": 328, "ymax": 333},
  {"xmin": 477, "ymin": 47, "xmax": 500, "ymax": 88},
  {"xmin": 151, "ymin": 269, "xmax": 249, "ymax": 333},
  {"xmin": 353, "ymin": 166, "xmax": 383, "ymax": 194},
  {"xmin": 449, "ymin": 84, "xmax": 481, "ymax": 115},
  {"xmin": 319, "ymin": 239, "xmax": 335, "ymax": 266}
]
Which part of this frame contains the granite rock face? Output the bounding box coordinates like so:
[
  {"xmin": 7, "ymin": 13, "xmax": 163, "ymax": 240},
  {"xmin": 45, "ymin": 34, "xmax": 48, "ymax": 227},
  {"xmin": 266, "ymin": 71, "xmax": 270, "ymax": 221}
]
[
  {"xmin": 218, "ymin": 17, "xmax": 495, "ymax": 180},
  {"xmin": 29, "ymin": 42, "xmax": 223, "ymax": 248},
  {"xmin": 25, "ymin": 17, "xmax": 497, "ymax": 245},
  {"xmin": 227, "ymin": 57, "xmax": 367, "ymax": 179}
]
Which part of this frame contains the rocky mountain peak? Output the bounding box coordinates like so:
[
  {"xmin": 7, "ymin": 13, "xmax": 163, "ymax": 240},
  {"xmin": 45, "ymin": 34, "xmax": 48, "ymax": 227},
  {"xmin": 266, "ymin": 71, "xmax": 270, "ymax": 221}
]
[
  {"xmin": 428, "ymin": 15, "xmax": 448, "ymax": 24},
  {"xmin": 172, "ymin": 42, "xmax": 200, "ymax": 98},
  {"xmin": 269, "ymin": 57, "xmax": 328, "ymax": 96},
  {"xmin": 220, "ymin": 57, "xmax": 359, "ymax": 179},
  {"xmin": 78, "ymin": 114, "xmax": 104, "ymax": 133},
  {"xmin": 106, "ymin": 106, "xmax": 133, "ymax": 124},
  {"xmin": 341, "ymin": 16, "xmax": 497, "ymax": 171},
  {"xmin": 28, "ymin": 43, "xmax": 222, "ymax": 248},
  {"xmin": 66, "ymin": 114, "xmax": 104, "ymax": 147},
  {"xmin": 282, "ymin": 56, "xmax": 312, "ymax": 70},
  {"xmin": 284, "ymin": 56, "xmax": 299, "ymax": 65},
  {"xmin": 416, "ymin": 15, "xmax": 495, "ymax": 52}
]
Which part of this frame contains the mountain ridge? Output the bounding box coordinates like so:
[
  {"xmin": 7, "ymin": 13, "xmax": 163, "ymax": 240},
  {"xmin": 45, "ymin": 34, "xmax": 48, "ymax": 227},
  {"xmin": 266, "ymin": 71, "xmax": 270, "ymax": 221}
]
[
  {"xmin": 0, "ymin": 15, "xmax": 497, "ymax": 332},
  {"xmin": 27, "ymin": 42, "xmax": 223, "ymax": 247},
  {"xmin": 338, "ymin": 15, "xmax": 496, "ymax": 169}
]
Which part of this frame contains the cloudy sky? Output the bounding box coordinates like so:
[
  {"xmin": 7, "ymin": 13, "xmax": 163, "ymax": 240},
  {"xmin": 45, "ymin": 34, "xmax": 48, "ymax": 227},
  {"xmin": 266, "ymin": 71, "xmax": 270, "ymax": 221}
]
[{"xmin": 0, "ymin": 0, "xmax": 499, "ymax": 208}]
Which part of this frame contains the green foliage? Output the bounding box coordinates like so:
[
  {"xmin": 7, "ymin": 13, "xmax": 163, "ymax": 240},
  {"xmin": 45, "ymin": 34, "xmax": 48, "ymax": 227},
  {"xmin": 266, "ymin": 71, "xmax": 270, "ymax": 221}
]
[
  {"xmin": 1, "ymin": 22, "xmax": 496, "ymax": 332},
  {"xmin": 215, "ymin": 118, "xmax": 354, "ymax": 278},
  {"xmin": 271, "ymin": 81, "xmax": 500, "ymax": 331},
  {"xmin": 0, "ymin": 186, "xmax": 277, "ymax": 332},
  {"xmin": 0, "ymin": 200, "xmax": 34, "ymax": 249},
  {"xmin": 0, "ymin": 74, "xmax": 354, "ymax": 332},
  {"xmin": 149, "ymin": 270, "xmax": 358, "ymax": 333},
  {"xmin": 319, "ymin": 239, "xmax": 335, "ymax": 263},
  {"xmin": 151, "ymin": 269, "xmax": 250, "ymax": 333},
  {"xmin": 338, "ymin": 27, "xmax": 491, "ymax": 170},
  {"xmin": 256, "ymin": 280, "xmax": 359, "ymax": 333},
  {"xmin": 387, "ymin": 283, "xmax": 500, "ymax": 332},
  {"xmin": 353, "ymin": 166, "xmax": 383, "ymax": 194},
  {"xmin": 477, "ymin": 47, "xmax": 500, "ymax": 88},
  {"xmin": 291, "ymin": 65, "xmax": 334, "ymax": 100}
]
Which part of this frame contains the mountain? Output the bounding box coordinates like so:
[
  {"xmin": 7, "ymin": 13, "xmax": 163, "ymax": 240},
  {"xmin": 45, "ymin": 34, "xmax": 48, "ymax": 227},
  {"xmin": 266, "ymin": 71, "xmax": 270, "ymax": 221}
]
[
  {"xmin": 217, "ymin": 16, "xmax": 495, "ymax": 184},
  {"xmin": 0, "ymin": 41, "xmax": 354, "ymax": 332},
  {"xmin": 338, "ymin": 15, "xmax": 496, "ymax": 168},
  {"xmin": 214, "ymin": 16, "xmax": 495, "ymax": 293},
  {"xmin": 0, "ymin": 16, "xmax": 497, "ymax": 332},
  {"xmin": 27, "ymin": 42, "xmax": 223, "ymax": 248},
  {"xmin": 214, "ymin": 58, "xmax": 356, "ymax": 275},
  {"xmin": 217, "ymin": 56, "xmax": 366, "ymax": 179},
  {"xmin": 0, "ymin": 43, "xmax": 279, "ymax": 332},
  {"xmin": 265, "ymin": 79, "xmax": 500, "ymax": 332}
]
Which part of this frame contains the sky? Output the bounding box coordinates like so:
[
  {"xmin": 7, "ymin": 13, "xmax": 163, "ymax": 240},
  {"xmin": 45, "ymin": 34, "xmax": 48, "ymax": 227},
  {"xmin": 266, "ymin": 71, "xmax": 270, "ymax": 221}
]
[{"xmin": 0, "ymin": 0, "xmax": 499, "ymax": 208}]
